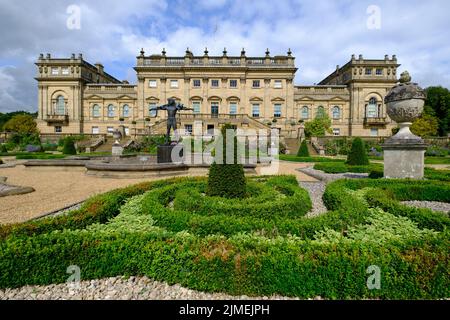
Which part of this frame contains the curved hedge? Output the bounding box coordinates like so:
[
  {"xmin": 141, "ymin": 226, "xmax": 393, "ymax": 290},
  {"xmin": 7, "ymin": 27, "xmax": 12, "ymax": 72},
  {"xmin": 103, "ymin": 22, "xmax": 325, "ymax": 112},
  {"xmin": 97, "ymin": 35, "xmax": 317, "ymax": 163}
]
[{"xmin": 0, "ymin": 175, "xmax": 449, "ymax": 299}]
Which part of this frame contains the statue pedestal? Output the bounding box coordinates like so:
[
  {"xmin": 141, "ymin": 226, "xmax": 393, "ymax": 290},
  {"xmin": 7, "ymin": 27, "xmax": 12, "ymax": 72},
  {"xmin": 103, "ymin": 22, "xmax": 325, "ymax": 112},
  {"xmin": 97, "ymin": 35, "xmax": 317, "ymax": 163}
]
[
  {"xmin": 112, "ymin": 143, "xmax": 124, "ymax": 156},
  {"xmin": 157, "ymin": 144, "xmax": 184, "ymax": 163},
  {"xmin": 382, "ymin": 138, "xmax": 427, "ymax": 179}
]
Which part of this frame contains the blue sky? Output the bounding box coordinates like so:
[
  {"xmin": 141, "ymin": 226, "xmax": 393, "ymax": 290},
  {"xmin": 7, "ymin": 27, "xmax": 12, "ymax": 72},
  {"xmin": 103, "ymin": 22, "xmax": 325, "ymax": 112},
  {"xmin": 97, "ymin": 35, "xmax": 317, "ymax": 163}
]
[{"xmin": 0, "ymin": 0, "xmax": 449, "ymax": 112}]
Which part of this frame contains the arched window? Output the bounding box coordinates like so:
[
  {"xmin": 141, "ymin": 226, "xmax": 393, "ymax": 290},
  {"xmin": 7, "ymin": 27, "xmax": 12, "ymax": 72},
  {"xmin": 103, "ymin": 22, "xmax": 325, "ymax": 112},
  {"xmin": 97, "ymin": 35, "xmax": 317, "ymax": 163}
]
[
  {"xmin": 92, "ymin": 104, "xmax": 100, "ymax": 117},
  {"xmin": 301, "ymin": 106, "xmax": 309, "ymax": 119},
  {"xmin": 122, "ymin": 104, "xmax": 130, "ymax": 117},
  {"xmin": 107, "ymin": 104, "xmax": 115, "ymax": 117},
  {"xmin": 316, "ymin": 106, "xmax": 325, "ymax": 118},
  {"xmin": 56, "ymin": 95, "xmax": 65, "ymax": 115},
  {"xmin": 332, "ymin": 106, "xmax": 341, "ymax": 119},
  {"xmin": 367, "ymin": 97, "xmax": 378, "ymax": 118}
]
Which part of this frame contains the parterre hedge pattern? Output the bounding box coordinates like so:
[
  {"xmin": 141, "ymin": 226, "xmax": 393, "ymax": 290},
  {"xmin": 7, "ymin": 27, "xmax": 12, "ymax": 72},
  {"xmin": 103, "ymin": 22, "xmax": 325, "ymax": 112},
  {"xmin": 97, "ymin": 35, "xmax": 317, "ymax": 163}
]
[{"xmin": 0, "ymin": 175, "xmax": 449, "ymax": 299}]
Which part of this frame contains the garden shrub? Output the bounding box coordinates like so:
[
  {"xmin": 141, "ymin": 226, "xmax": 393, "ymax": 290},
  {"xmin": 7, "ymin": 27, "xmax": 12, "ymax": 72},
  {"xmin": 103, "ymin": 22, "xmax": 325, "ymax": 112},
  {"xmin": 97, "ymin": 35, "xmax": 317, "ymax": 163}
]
[
  {"xmin": 207, "ymin": 124, "xmax": 246, "ymax": 198},
  {"xmin": 0, "ymin": 144, "xmax": 7, "ymax": 153},
  {"xmin": 346, "ymin": 137, "xmax": 369, "ymax": 165},
  {"xmin": 297, "ymin": 139, "xmax": 310, "ymax": 157},
  {"xmin": 62, "ymin": 137, "xmax": 77, "ymax": 155},
  {"xmin": 313, "ymin": 162, "xmax": 382, "ymax": 174},
  {"xmin": 0, "ymin": 175, "xmax": 449, "ymax": 299}
]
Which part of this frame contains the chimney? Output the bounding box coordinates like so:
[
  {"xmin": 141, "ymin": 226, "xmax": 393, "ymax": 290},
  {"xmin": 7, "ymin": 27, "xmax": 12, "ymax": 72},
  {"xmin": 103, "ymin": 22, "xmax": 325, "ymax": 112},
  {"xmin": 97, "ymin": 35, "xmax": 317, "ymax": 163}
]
[{"xmin": 95, "ymin": 62, "xmax": 104, "ymax": 74}]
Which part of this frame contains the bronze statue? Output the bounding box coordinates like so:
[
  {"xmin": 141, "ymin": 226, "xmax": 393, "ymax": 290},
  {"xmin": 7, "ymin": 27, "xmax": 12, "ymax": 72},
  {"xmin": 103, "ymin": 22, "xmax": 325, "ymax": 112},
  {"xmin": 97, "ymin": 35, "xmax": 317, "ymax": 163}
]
[{"xmin": 150, "ymin": 98, "xmax": 193, "ymax": 144}]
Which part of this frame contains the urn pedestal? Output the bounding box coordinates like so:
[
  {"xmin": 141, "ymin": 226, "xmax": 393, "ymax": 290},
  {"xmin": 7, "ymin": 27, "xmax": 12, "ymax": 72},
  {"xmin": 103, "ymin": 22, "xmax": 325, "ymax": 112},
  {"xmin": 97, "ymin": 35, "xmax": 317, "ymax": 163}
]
[
  {"xmin": 381, "ymin": 71, "xmax": 427, "ymax": 179},
  {"xmin": 157, "ymin": 143, "xmax": 184, "ymax": 163}
]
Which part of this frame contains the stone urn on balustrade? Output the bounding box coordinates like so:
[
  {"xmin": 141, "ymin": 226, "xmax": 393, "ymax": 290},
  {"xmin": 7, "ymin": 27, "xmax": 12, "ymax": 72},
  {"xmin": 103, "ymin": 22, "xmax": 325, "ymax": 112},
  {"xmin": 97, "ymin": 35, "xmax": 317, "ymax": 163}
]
[{"xmin": 382, "ymin": 71, "xmax": 427, "ymax": 179}]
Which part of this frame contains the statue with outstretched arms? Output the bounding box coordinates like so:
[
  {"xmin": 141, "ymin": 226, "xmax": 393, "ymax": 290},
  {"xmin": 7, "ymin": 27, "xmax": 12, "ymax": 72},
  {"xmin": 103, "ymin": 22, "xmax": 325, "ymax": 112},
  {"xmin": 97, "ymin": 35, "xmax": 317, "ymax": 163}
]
[{"xmin": 149, "ymin": 98, "xmax": 193, "ymax": 144}]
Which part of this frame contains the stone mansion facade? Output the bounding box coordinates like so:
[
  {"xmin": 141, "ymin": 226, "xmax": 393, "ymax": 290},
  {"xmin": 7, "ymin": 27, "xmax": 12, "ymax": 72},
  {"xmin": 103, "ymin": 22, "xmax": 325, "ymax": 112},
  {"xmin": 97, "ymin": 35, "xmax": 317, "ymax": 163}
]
[{"xmin": 35, "ymin": 49, "xmax": 400, "ymax": 139}]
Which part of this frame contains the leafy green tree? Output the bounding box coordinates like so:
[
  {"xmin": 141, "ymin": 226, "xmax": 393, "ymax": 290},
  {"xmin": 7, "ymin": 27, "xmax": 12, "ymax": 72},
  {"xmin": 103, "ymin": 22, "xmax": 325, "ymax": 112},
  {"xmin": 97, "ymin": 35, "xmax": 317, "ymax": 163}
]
[
  {"xmin": 424, "ymin": 86, "xmax": 450, "ymax": 136},
  {"xmin": 297, "ymin": 139, "xmax": 310, "ymax": 157},
  {"xmin": 411, "ymin": 106, "xmax": 439, "ymax": 137},
  {"xmin": 4, "ymin": 114, "xmax": 38, "ymax": 134},
  {"xmin": 304, "ymin": 114, "xmax": 332, "ymax": 138},
  {"xmin": 346, "ymin": 138, "xmax": 369, "ymax": 165},
  {"xmin": 207, "ymin": 124, "xmax": 246, "ymax": 199}
]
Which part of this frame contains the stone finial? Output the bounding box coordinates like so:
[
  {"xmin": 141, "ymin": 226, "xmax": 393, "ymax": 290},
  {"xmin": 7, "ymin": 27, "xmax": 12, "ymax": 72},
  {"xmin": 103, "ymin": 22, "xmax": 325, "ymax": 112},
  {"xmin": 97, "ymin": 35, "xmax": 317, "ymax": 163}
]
[
  {"xmin": 204, "ymin": 47, "xmax": 209, "ymax": 56},
  {"xmin": 385, "ymin": 54, "xmax": 389, "ymax": 60},
  {"xmin": 241, "ymin": 48, "xmax": 246, "ymax": 56},
  {"xmin": 39, "ymin": 53, "xmax": 44, "ymax": 60},
  {"xmin": 162, "ymin": 48, "xmax": 166, "ymax": 56},
  {"xmin": 287, "ymin": 48, "xmax": 292, "ymax": 56},
  {"xmin": 223, "ymin": 47, "xmax": 227, "ymax": 56},
  {"xmin": 392, "ymin": 54, "xmax": 397, "ymax": 61},
  {"xmin": 359, "ymin": 54, "xmax": 363, "ymax": 60},
  {"xmin": 78, "ymin": 53, "xmax": 83, "ymax": 59},
  {"xmin": 71, "ymin": 53, "xmax": 76, "ymax": 59},
  {"xmin": 265, "ymin": 48, "xmax": 270, "ymax": 57},
  {"xmin": 140, "ymin": 48, "xmax": 145, "ymax": 56},
  {"xmin": 46, "ymin": 53, "xmax": 51, "ymax": 59},
  {"xmin": 399, "ymin": 71, "xmax": 411, "ymax": 83},
  {"xmin": 351, "ymin": 54, "xmax": 356, "ymax": 60}
]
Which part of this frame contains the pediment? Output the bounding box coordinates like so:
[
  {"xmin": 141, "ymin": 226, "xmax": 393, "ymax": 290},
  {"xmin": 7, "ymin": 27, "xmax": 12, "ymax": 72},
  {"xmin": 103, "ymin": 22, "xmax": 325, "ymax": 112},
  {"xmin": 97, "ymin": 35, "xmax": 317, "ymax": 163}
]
[
  {"xmin": 271, "ymin": 97, "xmax": 285, "ymax": 102},
  {"xmin": 249, "ymin": 96, "xmax": 263, "ymax": 102},
  {"xmin": 117, "ymin": 95, "xmax": 135, "ymax": 100},
  {"xmin": 145, "ymin": 96, "xmax": 160, "ymax": 101},
  {"xmin": 85, "ymin": 94, "xmax": 104, "ymax": 100},
  {"xmin": 295, "ymin": 96, "xmax": 314, "ymax": 101}
]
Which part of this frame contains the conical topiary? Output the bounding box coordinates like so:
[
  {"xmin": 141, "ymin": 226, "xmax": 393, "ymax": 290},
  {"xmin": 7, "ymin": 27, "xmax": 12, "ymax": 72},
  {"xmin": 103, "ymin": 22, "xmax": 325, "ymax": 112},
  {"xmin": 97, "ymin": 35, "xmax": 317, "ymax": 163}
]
[
  {"xmin": 346, "ymin": 137, "xmax": 369, "ymax": 165},
  {"xmin": 207, "ymin": 124, "xmax": 246, "ymax": 198},
  {"xmin": 62, "ymin": 137, "xmax": 77, "ymax": 155},
  {"xmin": 297, "ymin": 139, "xmax": 310, "ymax": 157}
]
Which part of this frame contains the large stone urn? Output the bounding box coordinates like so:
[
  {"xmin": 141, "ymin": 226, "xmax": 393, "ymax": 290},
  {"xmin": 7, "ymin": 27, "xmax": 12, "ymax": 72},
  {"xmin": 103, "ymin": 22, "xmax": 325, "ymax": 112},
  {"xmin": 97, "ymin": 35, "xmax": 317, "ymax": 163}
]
[{"xmin": 382, "ymin": 71, "xmax": 427, "ymax": 179}]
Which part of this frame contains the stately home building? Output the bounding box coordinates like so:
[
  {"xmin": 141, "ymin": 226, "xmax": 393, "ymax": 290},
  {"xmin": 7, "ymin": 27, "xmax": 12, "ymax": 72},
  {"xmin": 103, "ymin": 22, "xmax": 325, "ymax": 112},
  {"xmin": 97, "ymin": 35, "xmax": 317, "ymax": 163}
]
[{"xmin": 35, "ymin": 49, "xmax": 400, "ymax": 140}]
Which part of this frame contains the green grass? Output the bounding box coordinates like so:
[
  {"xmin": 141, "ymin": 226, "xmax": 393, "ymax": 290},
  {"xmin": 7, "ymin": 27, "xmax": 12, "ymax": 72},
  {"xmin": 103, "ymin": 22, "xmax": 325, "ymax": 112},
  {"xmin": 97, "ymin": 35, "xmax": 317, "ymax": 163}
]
[
  {"xmin": 425, "ymin": 157, "xmax": 450, "ymax": 165},
  {"xmin": 279, "ymin": 154, "xmax": 345, "ymax": 163},
  {"xmin": 15, "ymin": 154, "xmax": 67, "ymax": 160}
]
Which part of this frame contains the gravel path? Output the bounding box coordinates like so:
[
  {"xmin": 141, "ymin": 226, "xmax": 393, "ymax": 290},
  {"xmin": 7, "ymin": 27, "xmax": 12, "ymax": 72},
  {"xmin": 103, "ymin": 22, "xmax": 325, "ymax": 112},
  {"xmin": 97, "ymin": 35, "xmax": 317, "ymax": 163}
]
[
  {"xmin": 401, "ymin": 201, "xmax": 450, "ymax": 214},
  {"xmin": 299, "ymin": 181, "xmax": 327, "ymax": 217},
  {"xmin": 0, "ymin": 276, "xmax": 304, "ymax": 300}
]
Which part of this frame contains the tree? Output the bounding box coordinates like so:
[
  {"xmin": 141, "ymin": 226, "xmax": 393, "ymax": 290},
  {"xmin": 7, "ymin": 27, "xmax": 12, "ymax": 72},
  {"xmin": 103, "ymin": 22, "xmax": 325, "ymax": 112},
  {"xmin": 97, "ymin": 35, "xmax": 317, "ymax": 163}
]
[
  {"xmin": 3, "ymin": 114, "xmax": 38, "ymax": 134},
  {"xmin": 207, "ymin": 124, "xmax": 246, "ymax": 199},
  {"xmin": 297, "ymin": 139, "xmax": 310, "ymax": 157},
  {"xmin": 304, "ymin": 114, "xmax": 332, "ymax": 138},
  {"xmin": 62, "ymin": 137, "xmax": 77, "ymax": 155},
  {"xmin": 346, "ymin": 138, "xmax": 369, "ymax": 165},
  {"xmin": 410, "ymin": 106, "xmax": 439, "ymax": 137},
  {"xmin": 424, "ymin": 86, "xmax": 450, "ymax": 136}
]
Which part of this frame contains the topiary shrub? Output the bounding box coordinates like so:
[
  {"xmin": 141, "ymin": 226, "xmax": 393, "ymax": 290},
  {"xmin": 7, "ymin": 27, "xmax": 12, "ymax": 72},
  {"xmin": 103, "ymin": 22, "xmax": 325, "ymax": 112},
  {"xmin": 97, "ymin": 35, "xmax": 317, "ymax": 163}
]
[
  {"xmin": 207, "ymin": 124, "xmax": 246, "ymax": 198},
  {"xmin": 62, "ymin": 137, "xmax": 77, "ymax": 155},
  {"xmin": 297, "ymin": 139, "xmax": 310, "ymax": 157},
  {"xmin": 346, "ymin": 137, "xmax": 369, "ymax": 165}
]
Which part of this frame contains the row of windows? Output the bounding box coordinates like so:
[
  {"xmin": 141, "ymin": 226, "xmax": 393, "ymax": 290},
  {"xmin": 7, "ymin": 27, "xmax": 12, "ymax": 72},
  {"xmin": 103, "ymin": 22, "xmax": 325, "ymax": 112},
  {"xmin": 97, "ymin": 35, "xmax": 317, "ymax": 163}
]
[
  {"xmin": 365, "ymin": 68, "xmax": 384, "ymax": 76},
  {"xmin": 149, "ymin": 79, "xmax": 283, "ymax": 89},
  {"xmin": 54, "ymin": 125, "xmax": 380, "ymax": 137},
  {"xmin": 83, "ymin": 100, "xmax": 379, "ymax": 120},
  {"xmin": 300, "ymin": 106, "xmax": 341, "ymax": 119},
  {"xmin": 51, "ymin": 67, "xmax": 70, "ymax": 75}
]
